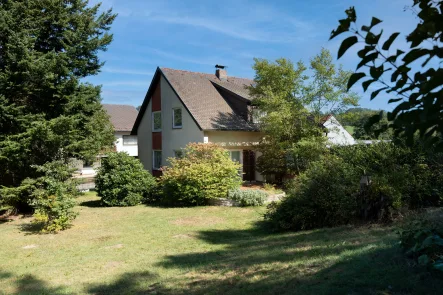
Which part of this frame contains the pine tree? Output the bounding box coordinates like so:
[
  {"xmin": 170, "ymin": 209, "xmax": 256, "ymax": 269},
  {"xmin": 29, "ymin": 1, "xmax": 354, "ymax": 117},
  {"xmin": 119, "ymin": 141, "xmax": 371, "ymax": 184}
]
[{"xmin": 0, "ymin": 1, "xmax": 116, "ymax": 206}]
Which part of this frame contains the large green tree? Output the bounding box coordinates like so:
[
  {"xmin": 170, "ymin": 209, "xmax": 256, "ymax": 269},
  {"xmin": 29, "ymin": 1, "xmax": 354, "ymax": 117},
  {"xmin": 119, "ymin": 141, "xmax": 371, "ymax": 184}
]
[
  {"xmin": 330, "ymin": 0, "xmax": 443, "ymax": 149},
  {"xmin": 304, "ymin": 48, "xmax": 359, "ymax": 121},
  {"xmin": 0, "ymin": 1, "xmax": 115, "ymax": 200},
  {"xmin": 250, "ymin": 49, "xmax": 359, "ymax": 180}
]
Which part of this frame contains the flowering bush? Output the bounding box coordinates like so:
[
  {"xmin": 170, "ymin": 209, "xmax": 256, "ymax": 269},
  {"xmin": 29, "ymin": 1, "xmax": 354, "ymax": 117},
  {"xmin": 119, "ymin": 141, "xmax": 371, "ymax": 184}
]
[{"xmin": 160, "ymin": 143, "xmax": 242, "ymax": 206}]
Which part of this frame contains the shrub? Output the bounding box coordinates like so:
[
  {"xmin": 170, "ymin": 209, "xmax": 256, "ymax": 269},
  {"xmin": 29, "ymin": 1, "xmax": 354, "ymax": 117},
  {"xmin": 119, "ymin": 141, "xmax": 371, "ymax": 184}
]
[
  {"xmin": 0, "ymin": 161, "xmax": 79, "ymax": 232},
  {"xmin": 0, "ymin": 179, "xmax": 37, "ymax": 213},
  {"xmin": 160, "ymin": 143, "xmax": 242, "ymax": 206},
  {"xmin": 332, "ymin": 142, "xmax": 443, "ymax": 210},
  {"xmin": 265, "ymin": 155, "xmax": 360, "ymax": 230},
  {"xmin": 398, "ymin": 210, "xmax": 443, "ymax": 272},
  {"xmin": 30, "ymin": 161, "xmax": 79, "ymax": 232},
  {"xmin": 265, "ymin": 142, "xmax": 443, "ymax": 231},
  {"xmin": 32, "ymin": 191, "xmax": 78, "ymax": 232},
  {"xmin": 227, "ymin": 189, "xmax": 268, "ymax": 206},
  {"xmin": 96, "ymin": 152, "xmax": 157, "ymax": 206}
]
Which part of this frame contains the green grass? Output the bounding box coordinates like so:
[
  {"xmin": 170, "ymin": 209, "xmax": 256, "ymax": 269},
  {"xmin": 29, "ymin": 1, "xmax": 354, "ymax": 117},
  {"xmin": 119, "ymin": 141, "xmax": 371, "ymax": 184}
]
[{"xmin": 1, "ymin": 192, "xmax": 442, "ymax": 295}]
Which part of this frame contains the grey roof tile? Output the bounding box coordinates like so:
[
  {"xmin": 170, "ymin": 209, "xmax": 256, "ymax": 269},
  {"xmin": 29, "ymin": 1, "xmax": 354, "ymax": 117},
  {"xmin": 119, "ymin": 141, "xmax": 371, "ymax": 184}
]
[
  {"xmin": 102, "ymin": 104, "xmax": 138, "ymax": 131},
  {"xmin": 160, "ymin": 68, "xmax": 257, "ymax": 131}
]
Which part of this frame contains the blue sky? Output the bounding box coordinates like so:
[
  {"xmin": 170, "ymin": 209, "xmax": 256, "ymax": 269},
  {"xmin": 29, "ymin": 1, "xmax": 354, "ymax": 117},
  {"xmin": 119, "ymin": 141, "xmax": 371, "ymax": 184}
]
[{"xmin": 86, "ymin": 0, "xmax": 416, "ymax": 110}]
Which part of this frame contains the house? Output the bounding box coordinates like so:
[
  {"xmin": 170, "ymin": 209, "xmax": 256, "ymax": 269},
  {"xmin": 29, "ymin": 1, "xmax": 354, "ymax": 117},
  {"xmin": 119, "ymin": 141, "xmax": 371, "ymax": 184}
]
[
  {"xmin": 132, "ymin": 66, "xmax": 355, "ymax": 180},
  {"xmin": 103, "ymin": 104, "xmax": 139, "ymax": 157},
  {"xmin": 74, "ymin": 104, "xmax": 139, "ymax": 176},
  {"xmin": 321, "ymin": 114, "xmax": 356, "ymax": 145},
  {"xmin": 132, "ymin": 67, "xmax": 264, "ymax": 180}
]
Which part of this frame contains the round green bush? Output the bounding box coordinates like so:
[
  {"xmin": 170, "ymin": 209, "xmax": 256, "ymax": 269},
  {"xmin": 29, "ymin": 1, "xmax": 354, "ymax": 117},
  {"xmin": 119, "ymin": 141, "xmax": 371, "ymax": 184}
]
[
  {"xmin": 96, "ymin": 152, "xmax": 157, "ymax": 206},
  {"xmin": 264, "ymin": 155, "xmax": 360, "ymax": 231}
]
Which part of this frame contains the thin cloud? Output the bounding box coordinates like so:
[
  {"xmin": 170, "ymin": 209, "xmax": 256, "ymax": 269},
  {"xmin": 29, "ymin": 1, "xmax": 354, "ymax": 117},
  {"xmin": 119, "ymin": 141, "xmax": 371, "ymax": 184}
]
[
  {"xmin": 102, "ymin": 67, "xmax": 153, "ymax": 75},
  {"xmin": 146, "ymin": 14, "xmax": 312, "ymax": 43}
]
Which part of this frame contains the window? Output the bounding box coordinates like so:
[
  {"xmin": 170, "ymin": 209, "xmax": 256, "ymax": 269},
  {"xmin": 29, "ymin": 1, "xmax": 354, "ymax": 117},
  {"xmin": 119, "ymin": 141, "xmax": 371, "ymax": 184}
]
[
  {"xmin": 122, "ymin": 135, "xmax": 137, "ymax": 145},
  {"xmin": 229, "ymin": 151, "xmax": 241, "ymax": 163},
  {"xmin": 152, "ymin": 111, "xmax": 161, "ymax": 131},
  {"xmin": 174, "ymin": 150, "xmax": 183, "ymax": 158},
  {"xmin": 153, "ymin": 150, "xmax": 162, "ymax": 170},
  {"xmin": 172, "ymin": 108, "xmax": 182, "ymax": 128}
]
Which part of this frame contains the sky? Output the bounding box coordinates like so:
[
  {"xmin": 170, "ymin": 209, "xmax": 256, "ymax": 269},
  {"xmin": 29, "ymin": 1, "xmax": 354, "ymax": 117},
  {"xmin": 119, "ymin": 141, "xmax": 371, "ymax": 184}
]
[{"xmin": 85, "ymin": 0, "xmax": 418, "ymax": 110}]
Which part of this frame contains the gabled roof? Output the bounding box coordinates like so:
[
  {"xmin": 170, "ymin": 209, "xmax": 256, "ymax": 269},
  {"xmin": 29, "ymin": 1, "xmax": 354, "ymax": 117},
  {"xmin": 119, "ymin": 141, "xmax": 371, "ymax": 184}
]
[
  {"xmin": 102, "ymin": 104, "xmax": 138, "ymax": 132},
  {"xmin": 132, "ymin": 67, "xmax": 258, "ymax": 134}
]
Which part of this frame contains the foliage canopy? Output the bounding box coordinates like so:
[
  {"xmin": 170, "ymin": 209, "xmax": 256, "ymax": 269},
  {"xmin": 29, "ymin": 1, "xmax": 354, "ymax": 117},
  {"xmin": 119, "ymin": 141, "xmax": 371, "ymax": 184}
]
[
  {"xmin": 330, "ymin": 0, "xmax": 443, "ymax": 149},
  {"xmin": 0, "ymin": 0, "xmax": 116, "ymax": 214},
  {"xmin": 0, "ymin": 0, "xmax": 116, "ymax": 190}
]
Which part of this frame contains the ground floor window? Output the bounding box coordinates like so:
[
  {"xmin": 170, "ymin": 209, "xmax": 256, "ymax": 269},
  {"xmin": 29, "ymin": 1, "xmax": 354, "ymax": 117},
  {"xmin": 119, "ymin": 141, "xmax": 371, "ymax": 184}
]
[
  {"xmin": 153, "ymin": 150, "xmax": 162, "ymax": 170},
  {"xmin": 229, "ymin": 150, "xmax": 242, "ymax": 163}
]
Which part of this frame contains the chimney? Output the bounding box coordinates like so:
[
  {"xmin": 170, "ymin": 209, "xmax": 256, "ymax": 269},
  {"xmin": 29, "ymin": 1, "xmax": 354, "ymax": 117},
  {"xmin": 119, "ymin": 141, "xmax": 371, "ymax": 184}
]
[{"xmin": 215, "ymin": 65, "xmax": 227, "ymax": 81}]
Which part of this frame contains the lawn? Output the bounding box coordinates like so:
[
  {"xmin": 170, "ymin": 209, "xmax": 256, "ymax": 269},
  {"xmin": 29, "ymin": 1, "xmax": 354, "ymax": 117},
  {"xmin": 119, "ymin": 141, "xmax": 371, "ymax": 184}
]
[{"xmin": 1, "ymin": 192, "xmax": 442, "ymax": 295}]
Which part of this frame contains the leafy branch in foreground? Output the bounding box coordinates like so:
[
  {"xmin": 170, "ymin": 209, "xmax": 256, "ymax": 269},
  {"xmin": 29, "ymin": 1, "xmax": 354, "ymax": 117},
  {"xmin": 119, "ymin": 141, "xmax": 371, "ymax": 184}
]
[{"xmin": 330, "ymin": 1, "xmax": 443, "ymax": 149}]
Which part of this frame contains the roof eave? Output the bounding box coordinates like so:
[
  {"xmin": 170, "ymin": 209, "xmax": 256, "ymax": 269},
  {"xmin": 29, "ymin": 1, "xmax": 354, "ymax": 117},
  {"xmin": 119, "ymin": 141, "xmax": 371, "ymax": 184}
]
[
  {"xmin": 131, "ymin": 67, "xmax": 203, "ymax": 135},
  {"xmin": 131, "ymin": 67, "xmax": 161, "ymax": 135}
]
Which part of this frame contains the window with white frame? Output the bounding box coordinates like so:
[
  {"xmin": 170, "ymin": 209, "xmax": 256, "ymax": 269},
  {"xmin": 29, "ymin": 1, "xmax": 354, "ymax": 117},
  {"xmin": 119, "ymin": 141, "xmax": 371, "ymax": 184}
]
[
  {"xmin": 174, "ymin": 150, "xmax": 183, "ymax": 158},
  {"xmin": 122, "ymin": 135, "xmax": 137, "ymax": 145},
  {"xmin": 172, "ymin": 108, "xmax": 182, "ymax": 128},
  {"xmin": 152, "ymin": 111, "xmax": 161, "ymax": 131},
  {"xmin": 153, "ymin": 150, "xmax": 162, "ymax": 170}
]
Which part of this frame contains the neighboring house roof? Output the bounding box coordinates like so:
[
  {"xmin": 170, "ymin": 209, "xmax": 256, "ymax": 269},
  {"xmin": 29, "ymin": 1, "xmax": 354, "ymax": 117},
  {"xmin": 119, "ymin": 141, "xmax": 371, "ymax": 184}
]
[
  {"xmin": 320, "ymin": 114, "xmax": 333, "ymax": 125},
  {"xmin": 132, "ymin": 67, "xmax": 258, "ymax": 134},
  {"xmin": 103, "ymin": 104, "xmax": 138, "ymax": 132}
]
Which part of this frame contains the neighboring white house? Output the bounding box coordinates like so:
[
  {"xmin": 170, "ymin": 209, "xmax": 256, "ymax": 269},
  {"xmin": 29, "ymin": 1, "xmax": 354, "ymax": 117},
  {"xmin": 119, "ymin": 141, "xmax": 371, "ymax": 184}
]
[
  {"xmin": 75, "ymin": 104, "xmax": 139, "ymax": 176},
  {"xmin": 103, "ymin": 104, "xmax": 139, "ymax": 157},
  {"xmin": 321, "ymin": 114, "xmax": 356, "ymax": 145},
  {"xmin": 131, "ymin": 66, "xmax": 355, "ymax": 180}
]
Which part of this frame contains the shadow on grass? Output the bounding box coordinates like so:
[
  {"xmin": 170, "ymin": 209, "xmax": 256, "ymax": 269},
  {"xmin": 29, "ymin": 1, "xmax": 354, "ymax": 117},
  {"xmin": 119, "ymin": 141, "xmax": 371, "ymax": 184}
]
[
  {"xmin": 83, "ymin": 224, "xmax": 443, "ymax": 294},
  {"xmin": 0, "ymin": 271, "xmax": 68, "ymax": 295},
  {"xmin": 87, "ymin": 271, "xmax": 160, "ymax": 295},
  {"xmin": 149, "ymin": 223, "xmax": 443, "ymax": 295},
  {"xmin": 19, "ymin": 222, "xmax": 44, "ymax": 233},
  {"xmin": 79, "ymin": 199, "xmax": 102, "ymax": 207},
  {"xmin": 3, "ymin": 224, "xmax": 443, "ymax": 295}
]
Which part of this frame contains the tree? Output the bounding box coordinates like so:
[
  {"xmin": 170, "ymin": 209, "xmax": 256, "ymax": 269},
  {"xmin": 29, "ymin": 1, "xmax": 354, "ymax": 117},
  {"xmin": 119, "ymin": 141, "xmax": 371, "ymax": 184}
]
[
  {"xmin": 330, "ymin": 0, "xmax": 443, "ymax": 149},
  {"xmin": 250, "ymin": 49, "xmax": 359, "ymax": 180},
  {"xmin": 304, "ymin": 48, "xmax": 359, "ymax": 122},
  {"xmin": 0, "ymin": 0, "xmax": 116, "ymax": 211},
  {"xmin": 249, "ymin": 58, "xmax": 318, "ymax": 180}
]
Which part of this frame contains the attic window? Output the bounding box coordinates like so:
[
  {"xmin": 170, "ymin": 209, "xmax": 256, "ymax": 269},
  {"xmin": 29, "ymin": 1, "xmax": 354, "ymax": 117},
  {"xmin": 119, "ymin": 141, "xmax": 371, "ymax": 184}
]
[{"xmin": 172, "ymin": 108, "xmax": 182, "ymax": 128}]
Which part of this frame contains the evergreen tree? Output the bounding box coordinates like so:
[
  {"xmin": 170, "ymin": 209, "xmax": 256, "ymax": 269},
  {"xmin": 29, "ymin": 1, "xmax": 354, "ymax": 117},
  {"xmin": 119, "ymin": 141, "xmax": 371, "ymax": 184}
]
[{"xmin": 0, "ymin": 1, "xmax": 116, "ymax": 206}]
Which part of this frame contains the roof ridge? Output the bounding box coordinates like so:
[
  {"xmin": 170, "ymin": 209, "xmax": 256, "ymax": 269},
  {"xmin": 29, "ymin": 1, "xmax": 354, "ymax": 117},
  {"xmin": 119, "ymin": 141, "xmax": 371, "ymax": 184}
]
[
  {"xmin": 102, "ymin": 103, "xmax": 137, "ymax": 107},
  {"xmin": 160, "ymin": 67, "xmax": 253, "ymax": 81}
]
